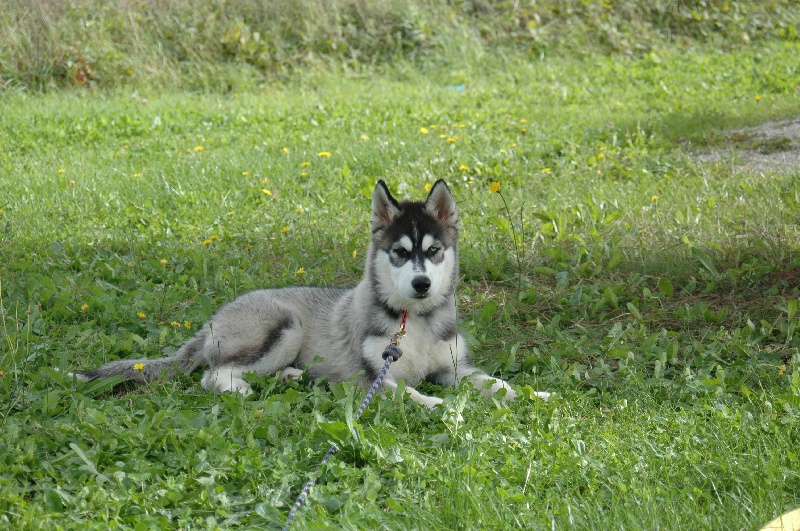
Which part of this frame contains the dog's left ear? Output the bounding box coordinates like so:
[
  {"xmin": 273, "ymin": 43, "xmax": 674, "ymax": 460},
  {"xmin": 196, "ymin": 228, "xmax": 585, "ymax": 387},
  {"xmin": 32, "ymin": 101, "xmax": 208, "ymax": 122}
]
[{"xmin": 425, "ymin": 180, "xmax": 458, "ymax": 224}]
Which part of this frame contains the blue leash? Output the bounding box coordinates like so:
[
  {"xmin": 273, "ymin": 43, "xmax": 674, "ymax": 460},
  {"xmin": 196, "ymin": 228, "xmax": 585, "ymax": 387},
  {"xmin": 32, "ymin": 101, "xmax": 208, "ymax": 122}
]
[{"xmin": 282, "ymin": 312, "xmax": 407, "ymax": 530}]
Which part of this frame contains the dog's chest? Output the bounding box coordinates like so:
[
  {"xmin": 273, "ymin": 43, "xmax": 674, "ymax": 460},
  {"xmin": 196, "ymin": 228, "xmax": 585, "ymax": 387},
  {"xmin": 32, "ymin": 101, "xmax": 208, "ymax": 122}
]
[{"xmin": 378, "ymin": 326, "xmax": 461, "ymax": 385}]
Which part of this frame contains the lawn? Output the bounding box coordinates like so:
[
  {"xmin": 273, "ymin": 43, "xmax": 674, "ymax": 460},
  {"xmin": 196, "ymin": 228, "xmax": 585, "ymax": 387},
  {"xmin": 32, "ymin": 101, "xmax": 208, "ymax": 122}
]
[{"xmin": 1, "ymin": 36, "xmax": 800, "ymax": 530}]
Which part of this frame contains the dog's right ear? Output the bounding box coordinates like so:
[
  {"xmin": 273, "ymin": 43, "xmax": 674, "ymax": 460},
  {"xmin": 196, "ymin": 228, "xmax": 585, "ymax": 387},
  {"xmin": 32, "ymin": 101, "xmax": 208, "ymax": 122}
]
[{"xmin": 371, "ymin": 180, "xmax": 401, "ymax": 229}]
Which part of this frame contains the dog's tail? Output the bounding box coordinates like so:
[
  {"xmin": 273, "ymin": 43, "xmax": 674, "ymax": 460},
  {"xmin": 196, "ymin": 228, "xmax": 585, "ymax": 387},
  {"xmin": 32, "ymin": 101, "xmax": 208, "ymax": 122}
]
[{"xmin": 71, "ymin": 329, "xmax": 209, "ymax": 384}]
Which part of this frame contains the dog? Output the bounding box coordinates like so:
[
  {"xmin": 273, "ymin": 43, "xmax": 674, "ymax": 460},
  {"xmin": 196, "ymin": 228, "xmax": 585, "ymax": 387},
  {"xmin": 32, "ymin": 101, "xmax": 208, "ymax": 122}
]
[{"xmin": 73, "ymin": 180, "xmax": 550, "ymax": 408}]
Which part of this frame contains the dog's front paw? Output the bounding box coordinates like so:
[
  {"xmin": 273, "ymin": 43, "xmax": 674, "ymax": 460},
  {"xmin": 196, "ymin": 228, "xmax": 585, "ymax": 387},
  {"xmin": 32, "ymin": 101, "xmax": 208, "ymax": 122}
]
[
  {"xmin": 501, "ymin": 387, "xmax": 517, "ymax": 401},
  {"xmin": 482, "ymin": 379, "xmax": 517, "ymax": 401},
  {"xmin": 405, "ymin": 388, "xmax": 443, "ymax": 409},
  {"xmin": 418, "ymin": 395, "xmax": 444, "ymax": 409}
]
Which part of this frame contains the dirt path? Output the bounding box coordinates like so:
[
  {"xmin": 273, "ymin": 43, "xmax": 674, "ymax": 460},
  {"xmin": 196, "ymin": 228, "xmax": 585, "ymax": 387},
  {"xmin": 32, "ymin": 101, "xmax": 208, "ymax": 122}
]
[{"xmin": 696, "ymin": 118, "xmax": 800, "ymax": 174}]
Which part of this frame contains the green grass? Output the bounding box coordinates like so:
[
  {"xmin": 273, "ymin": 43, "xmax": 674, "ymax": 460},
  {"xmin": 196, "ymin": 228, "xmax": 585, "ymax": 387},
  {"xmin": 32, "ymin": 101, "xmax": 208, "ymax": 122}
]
[{"xmin": 1, "ymin": 40, "xmax": 800, "ymax": 530}]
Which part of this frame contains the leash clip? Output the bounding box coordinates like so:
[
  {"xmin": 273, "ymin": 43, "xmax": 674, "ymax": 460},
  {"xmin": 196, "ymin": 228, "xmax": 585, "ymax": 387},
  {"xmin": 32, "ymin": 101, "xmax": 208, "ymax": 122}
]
[{"xmin": 389, "ymin": 329, "xmax": 405, "ymax": 346}]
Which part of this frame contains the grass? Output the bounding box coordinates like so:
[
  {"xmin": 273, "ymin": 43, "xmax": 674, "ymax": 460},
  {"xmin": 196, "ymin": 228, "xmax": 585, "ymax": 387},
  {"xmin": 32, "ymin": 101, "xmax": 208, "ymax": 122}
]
[{"xmin": 1, "ymin": 35, "xmax": 800, "ymax": 530}]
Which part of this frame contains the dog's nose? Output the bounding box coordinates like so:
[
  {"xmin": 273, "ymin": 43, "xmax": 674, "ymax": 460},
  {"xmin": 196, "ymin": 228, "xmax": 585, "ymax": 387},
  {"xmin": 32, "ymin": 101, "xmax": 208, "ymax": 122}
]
[{"xmin": 412, "ymin": 276, "xmax": 431, "ymax": 295}]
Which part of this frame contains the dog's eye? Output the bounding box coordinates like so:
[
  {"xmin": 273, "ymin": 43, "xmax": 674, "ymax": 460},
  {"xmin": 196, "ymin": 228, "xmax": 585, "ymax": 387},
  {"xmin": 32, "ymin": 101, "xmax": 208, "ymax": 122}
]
[
  {"xmin": 427, "ymin": 246, "xmax": 440, "ymax": 256},
  {"xmin": 394, "ymin": 247, "xmax": 411, "ymax": 258}
]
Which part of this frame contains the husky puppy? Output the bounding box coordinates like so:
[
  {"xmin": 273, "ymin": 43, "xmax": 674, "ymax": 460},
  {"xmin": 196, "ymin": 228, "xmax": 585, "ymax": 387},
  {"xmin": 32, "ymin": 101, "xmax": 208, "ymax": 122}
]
[{"xmin": 74, "ymin": 180, "xmax": 549, "ymax": 407}]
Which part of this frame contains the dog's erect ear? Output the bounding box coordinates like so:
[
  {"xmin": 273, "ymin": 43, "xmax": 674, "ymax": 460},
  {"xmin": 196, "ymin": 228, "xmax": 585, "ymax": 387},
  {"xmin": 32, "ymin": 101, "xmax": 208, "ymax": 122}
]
[
  {"xmin": 371, "ymin": 180, "xmax": 401, "ymax": 229},
  {"xmin": 425, "ymin": 180, "xmax": 458, "ymax": 224}
]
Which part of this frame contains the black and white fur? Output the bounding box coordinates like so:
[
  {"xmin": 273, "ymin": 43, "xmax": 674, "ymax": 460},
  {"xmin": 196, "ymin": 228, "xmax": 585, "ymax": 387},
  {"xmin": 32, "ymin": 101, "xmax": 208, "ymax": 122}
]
[{"xmin": 74, "ymin": 180, "xmax": 550, "ymax": 408}]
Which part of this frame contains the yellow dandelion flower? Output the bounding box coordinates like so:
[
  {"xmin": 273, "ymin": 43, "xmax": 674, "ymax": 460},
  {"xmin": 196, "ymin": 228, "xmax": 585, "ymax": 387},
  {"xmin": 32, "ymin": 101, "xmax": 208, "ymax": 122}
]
[
  {"xmin": 779, "ymin": 364, "xmax": 787, "ymax": 375},
  {"xmin": 262, "ymin": 189, "xmax": 272, "ymax": 195},
  {"xmin": 458, "ymin": 165, "xmax": 469, "ymax": 171},
  {"xmin": 489, "ymin": 182, "xmax": 500, "ymax": 193},
  {"xmin": 420, "ymin": 127, "xmax": 429, "ymax": 134},
  {"xmin": 0, "ymin": 370, "xmax": 3, "ymax": 377},
  {"xmin": 58, "ymin": 169, "xmax": 66, "ymax": 173},
  {"xmin": 296, "ymin": 267, "xmax": 305, "ymax": 275},
  {"xmin": 194, "ymin": 146, "xmax": 204, "ymax": 151},
  {"xmin": 133, "ymin": 173, "xmax": 142, "ymax": 178},
  {"xmin": 540, "ymin": 168, "xmax": 552, "ymax": 174},
  {"xmin": 424, "ymin": 182, "xmax": 432, "ymax": 191},
  {"xmin": 310, "ymin": 220, "xmax": 317, "ymax": 226},
  {"xmin": 300, "ymin": 172, "xmax": 308, "ymax": 177},
  {"xmin": 202, "ymin": 238, "xmax": 213, "ymax": 245},
  {"xmin": 246, "ymin": 244, "xmax": 253, "ymax": 251},
  {"xmin": 651, "ymin": 195, "xmax": 659, "ymax": 202},
  {"xmin": 499, "ymin": 149, "xmax": 507, "ymax": 154},
  {"xmin": 361, "ymin": 134, "xmax": 369, "ymax": 140},
  {"xmin": 160, "ymin": 259, "xmax": 167, "ymax": 265},
  {"xmin": 520, "ymin": 128, "xmax": 527, "ymax": 134},
  {"xmin": 318, "ymin": 151, "xmax": 331, "ymax": 158},
  {"xmin": 755, "ymin": 95, "xmax": 762, "ymax": 102},
  {"xmin": 69, "ymin": 180, "xmax": 76, "ymax": 185},
  {"xmin": 81, "ymin": 304, "xmax": 89, "ymax": 312},
  {"xmin": 295, "ymin": 207, "xmax": 303, "ymax": 213},
  {"xmin": 210, "ymin": 235, "xmax": 218, "ymax": 241},
  {"xmin": 281, "ymin": 226, "xmax": 290, "ymax": 233},
  {"xmin": 447, "ymin": 137, "xmax": 456, "ymax": 143},
  {"xmin": 597, "ymin": 153, "xmax": 605, "ymax": 160},
  {"xmin": 352, "ymin": 249, "xmax": 357, "ymax": 258},
  {"xmin": 520, "ymin": 119, "xmax": 528, "ymax": 124},
  {"xmin": 282, "ymin": 147, "xmax": 289, "ymax": 153},
  {"xmin": 509, "ymin": 143, "xmax": 518, "ymax": 148},
  {"xmin": 301, "ymin": 161, "xmax": 311, "ymax": 167},
  {"xmin": 228, "ymin": 211, "xmax": 235, "ymax": 216},
  {"xmin": 133, "ymin": 363, "xmax": 144, "ymax": 371},
  {"xmin": 242, "ymin": 171, "xmax": 249, "ymax": 176},
  {"xmin": 137, "ymin": 312, "xmax": 147, "ymax": 319},
  {"xmin": 169, "ymin": 321, "xmax": 180, "ymax": 328},
  {"xmin": 184, "ymin": 321, "xmax": 191, "ymax": 329}
]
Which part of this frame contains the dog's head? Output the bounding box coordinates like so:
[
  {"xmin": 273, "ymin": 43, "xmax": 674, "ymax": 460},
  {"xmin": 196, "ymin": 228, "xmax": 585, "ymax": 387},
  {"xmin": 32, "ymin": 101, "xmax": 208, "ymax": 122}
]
[{"xmin": 369, "ymin": 180, "xmax": 459, "ymax": 312}]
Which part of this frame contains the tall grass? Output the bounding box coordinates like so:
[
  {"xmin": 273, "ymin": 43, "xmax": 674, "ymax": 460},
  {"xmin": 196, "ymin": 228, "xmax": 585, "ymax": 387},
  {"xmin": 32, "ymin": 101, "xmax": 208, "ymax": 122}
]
[{"xmin": 2, "ymin": 0, "xmax": 798, "ymax": 91}]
